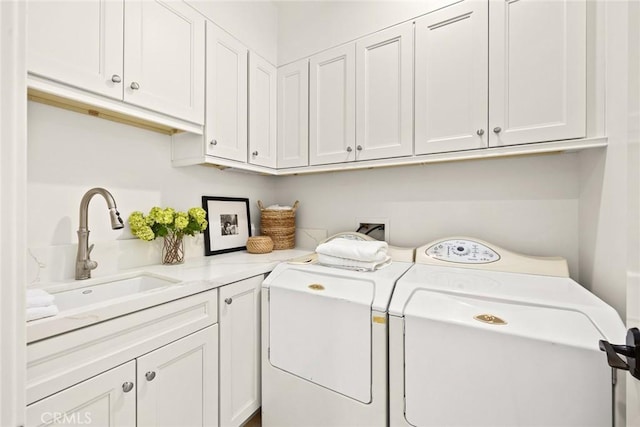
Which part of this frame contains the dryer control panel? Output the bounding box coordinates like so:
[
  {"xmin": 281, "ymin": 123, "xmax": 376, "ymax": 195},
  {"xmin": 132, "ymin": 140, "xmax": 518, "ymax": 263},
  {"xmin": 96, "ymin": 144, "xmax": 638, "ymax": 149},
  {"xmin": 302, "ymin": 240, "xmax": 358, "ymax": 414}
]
[{"xmin": 425, "ymin": 239, "xmax": 500, "ymax": 264}]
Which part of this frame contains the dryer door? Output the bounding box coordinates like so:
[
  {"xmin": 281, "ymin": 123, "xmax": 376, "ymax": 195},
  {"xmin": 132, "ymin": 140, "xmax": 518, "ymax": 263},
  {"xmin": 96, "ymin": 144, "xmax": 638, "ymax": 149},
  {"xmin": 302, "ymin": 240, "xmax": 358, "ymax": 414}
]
[
  {"xmin": 269, "ymin": 269, "xmax": 374, "ymax": 403},
  {"xmin": 403, "ymin": 290, "xmax": 611, "ymax": 427}
]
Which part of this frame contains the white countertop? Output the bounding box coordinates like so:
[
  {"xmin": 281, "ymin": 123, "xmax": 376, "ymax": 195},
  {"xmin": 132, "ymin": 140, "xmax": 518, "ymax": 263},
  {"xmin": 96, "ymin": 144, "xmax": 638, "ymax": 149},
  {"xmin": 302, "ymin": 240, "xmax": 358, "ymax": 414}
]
[{"xmin": 27, "ymin": 249, "xmax": 312, "ymax": 343}]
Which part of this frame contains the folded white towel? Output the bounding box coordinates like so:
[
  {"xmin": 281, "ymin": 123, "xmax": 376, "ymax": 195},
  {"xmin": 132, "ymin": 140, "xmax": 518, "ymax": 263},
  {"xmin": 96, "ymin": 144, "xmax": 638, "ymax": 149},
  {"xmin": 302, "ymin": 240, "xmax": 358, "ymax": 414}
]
[
  {"xmin": 317, "ymin": 253, "xmax": 392, "ymax": 272},
  {"xmin": 26, "ymin": 288, "xmax": 55, "ymax": 308},
  {"xmin": 316, "ymin": 238, "xmax": 388, "ymax": 262},
  {"xmin": 266, "ymin": 204, "xmax": 293, "ymax": 210},
  {"xmin": 26, "ymin": 305, "xmax": 58, "ymax": 322}
]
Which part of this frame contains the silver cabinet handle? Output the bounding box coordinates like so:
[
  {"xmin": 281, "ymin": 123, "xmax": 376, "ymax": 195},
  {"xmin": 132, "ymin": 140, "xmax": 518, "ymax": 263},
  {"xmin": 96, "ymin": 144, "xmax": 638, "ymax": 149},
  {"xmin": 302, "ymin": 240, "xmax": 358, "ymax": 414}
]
[
  {"xmin": 130, "ymin": 82, "xmax": 140, "ymax": 90},
  {"xmin": 225, "ymin": 297, "xmax": 233, "ymax": 305},
  {"xmin": 145, "ymin": 371, "xmax": 156, "ymax": 381},
  {"xmin": 210, "ymin": 139, "xmax": 217, "ymax": 146},
  {"xmin": 111, "ymin": 74, "xmax": 122, "ymax": 83},
  {"xmin": 252, "ymin": 151, "xmax": 258, "ymax": 156},
  {"xmin": 493, "ymin": 127, "xmax": 502, "ymax": 133},
  {"xmin": 476, "ymin": 129, "xmax": 485, "ymax": 136},
  {"xmin": 356, "ymin": 145, "xmax": 363, "ymax": 151},
  {"xmin": 346, "ymin": 146, "xmax": 353, "ymax": 152},
  {"xmin": 122, "ymin": 382, "xmax": 134, "ymax": 392}
]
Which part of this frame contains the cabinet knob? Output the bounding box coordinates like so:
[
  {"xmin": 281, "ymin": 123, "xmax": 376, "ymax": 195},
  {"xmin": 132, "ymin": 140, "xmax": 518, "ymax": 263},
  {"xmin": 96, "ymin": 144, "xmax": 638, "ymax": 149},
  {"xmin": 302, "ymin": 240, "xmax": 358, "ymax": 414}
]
[
  {"xmin": 145, "ymin": 371, "xmax": 156, "ymax": 381},
  {"xmin": 210, "ymin": 139, "xmax": 217, "ymax": 146},
  {"xmin": 493, "ymin": 127, "xmax": 502, "ymax": 133},
  {"xmin": 356, "ymin": 145, "xmax": 363, "ymax": 151},
  {"xmin": 111, "ymin": 74, "xmax": 122, "ymax": 83},
  {"xmin": 122, "ymin": 382, "xmax": 134, "ymax": 392},
  {"xmin": 130, "ymin": 81, "xmax": 140, "ymax": 90},
  {"xmin": 476, "ymin": 129, "xmax": 485, "ymax": 136},
  {"xmin": 225, "ymin": 297, "xmax": 233, "ymax": 305},
  {"xmin": 252, "ymin": 151, "xmax": 258, "ymax": 157},
  {"xmin": 346, "ymin": 146, "xmax": 353, "ymax": 153}
]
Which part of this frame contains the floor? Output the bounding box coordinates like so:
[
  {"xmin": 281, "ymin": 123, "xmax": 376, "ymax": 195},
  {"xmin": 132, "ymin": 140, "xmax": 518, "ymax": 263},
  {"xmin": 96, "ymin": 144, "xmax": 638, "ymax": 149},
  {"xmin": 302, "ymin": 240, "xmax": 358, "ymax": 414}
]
[{"xmin": 244, "ymin": 411, "xmax": 261, "ymax": 427}]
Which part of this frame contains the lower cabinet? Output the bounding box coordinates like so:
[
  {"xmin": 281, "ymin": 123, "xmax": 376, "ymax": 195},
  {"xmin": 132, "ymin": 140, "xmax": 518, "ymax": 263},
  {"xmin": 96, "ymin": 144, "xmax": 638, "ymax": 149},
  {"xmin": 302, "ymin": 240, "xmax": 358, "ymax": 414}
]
[
  {"xmin": 218, "ymin": 275, "xmax": 263, "ymax": 427},
  {"xmin": 26, "ymin": 325, "xmax": 219, "ymax": 427}
]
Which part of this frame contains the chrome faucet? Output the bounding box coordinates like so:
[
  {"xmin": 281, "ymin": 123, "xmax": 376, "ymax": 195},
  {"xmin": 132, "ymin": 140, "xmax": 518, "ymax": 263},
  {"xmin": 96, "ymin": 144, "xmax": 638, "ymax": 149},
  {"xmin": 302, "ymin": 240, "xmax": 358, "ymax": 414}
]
[{"xmin": 76, "ymin": 188, "xmax": 124, "ymax": 280}]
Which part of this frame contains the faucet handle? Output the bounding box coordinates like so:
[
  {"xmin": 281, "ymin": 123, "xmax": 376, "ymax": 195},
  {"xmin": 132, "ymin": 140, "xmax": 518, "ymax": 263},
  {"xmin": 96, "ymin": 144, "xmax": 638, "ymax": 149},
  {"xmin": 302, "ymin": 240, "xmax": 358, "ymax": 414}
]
[{"xmin": 88, "ymin": 244, "xmax": 95, "ymax": 255}]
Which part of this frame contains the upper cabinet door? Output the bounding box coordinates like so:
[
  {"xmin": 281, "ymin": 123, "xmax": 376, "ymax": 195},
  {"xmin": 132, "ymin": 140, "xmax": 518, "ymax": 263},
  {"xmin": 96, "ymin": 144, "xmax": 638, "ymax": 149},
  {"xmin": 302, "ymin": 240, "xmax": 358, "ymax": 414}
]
[
  {"xmin": 489, "ymin": 0, "xmax": 586, "ymax": 147},
  {"xmin": 137, "ymin": 325, "xmax": 218, "ymax": 427},
  {"xmin": 277, "ymin": 59, "xmax": 309, "ymax": 169},
  {"xmin": 124, "ymin": 0, "xmax": 205, "ymax": 124},
  {"xmin": 309, "ymin": 44, "xmax": 356, "ymax": 166},
  {"xmin": 414, "ymin": 1, "xmax": 488, "ymax": 155},
  {"xmin": 356, "ymin": 22, "xmax": 413, "ymax": 161},
  {"xmin": 249, "ymin": 53, "xmax": 278, "ymax": 168},
  {"xmin": 206, "ymin": 22, "xmax": 248, "ymax": 163},
  {"xmin": 26, "ymin": 0, "xmax": 124, "ymax": 99}
]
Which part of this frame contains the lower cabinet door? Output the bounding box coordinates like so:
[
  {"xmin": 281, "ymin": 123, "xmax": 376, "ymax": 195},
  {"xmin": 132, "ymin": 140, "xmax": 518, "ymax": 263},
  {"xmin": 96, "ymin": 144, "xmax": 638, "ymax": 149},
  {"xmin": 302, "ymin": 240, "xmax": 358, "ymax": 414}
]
[
  {"xmin": 219, "ymin": 275, "xmax": 263, "ymax": 427},
  {"xmin": 26, "ymin": 361, "xmax": 136, "ymax": 427},
  {"xmin": 137, "ymin": 325, "xmax": 219, "ymax": 427}
]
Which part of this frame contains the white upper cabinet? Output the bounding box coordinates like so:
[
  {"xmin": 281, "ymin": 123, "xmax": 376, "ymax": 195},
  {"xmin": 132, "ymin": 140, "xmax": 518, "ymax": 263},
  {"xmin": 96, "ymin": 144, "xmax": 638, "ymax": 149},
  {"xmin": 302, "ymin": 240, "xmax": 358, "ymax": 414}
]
[
  {"xmin": 309, "ymin": 44, "xmax": 356, "ymax": 166},
  {"xmin": 26, "ymin": 0, "xmax": 124, "ymax": 100},
  {"xmin": 27, "ymin": 0, "xmax": 205, "ymax": 125},
  {"xmin": 124, "ymin": 0, "xmax": 205, "ymax": 124},
  {"xmin": 249, "ymin": 53, "xmax": 278, "ymax": 168},
  {"xmin": 277, "ymin": 59, "xmax": 309, "ymax": 169},
  {"xmin": 356, "ymin": 22, "xmax": 414, "ymax": 161},
  {"xmin": 488, "ymin": 0, "xmax": 586, "ymax": 146},
  {"xmin": 415, "ymin": 1, "xmax": 488, "ymax": 155},
  {"xmin": 206, "ymin": 22, "xmax": 248, "ymax": 163}
]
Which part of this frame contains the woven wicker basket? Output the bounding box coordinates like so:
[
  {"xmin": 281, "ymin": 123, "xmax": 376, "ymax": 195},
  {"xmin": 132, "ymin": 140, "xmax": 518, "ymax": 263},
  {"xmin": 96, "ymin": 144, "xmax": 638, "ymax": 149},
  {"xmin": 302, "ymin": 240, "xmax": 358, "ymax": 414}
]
[
  {"xmin": 258, "ymin": 200, "xmax": 299, "ymax": 250},
  {"xmin": 246, "ymin": 236, "xmax": 274, "ymax": 254}
]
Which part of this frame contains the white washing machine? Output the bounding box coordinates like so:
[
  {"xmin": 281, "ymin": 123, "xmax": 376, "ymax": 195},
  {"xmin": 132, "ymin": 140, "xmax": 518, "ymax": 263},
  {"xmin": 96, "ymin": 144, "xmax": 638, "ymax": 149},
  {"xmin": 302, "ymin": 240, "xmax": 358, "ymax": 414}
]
[
  {"xmin": 388, "ymin": 237, "xmax": 627, "ymax": 427},
  {"xmin": 261, "ymin": 233, "xmax": 414, "ymax": 427}
]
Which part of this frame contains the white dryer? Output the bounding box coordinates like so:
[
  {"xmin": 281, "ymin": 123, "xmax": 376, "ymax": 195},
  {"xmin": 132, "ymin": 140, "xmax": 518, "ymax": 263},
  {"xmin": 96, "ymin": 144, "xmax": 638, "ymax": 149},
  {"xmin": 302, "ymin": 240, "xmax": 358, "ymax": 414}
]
[
  {"xmin": 388, "ymin": 237, "xmax": 626, "ymax": 427},
  {"xmin": 261, "ymin": 234, "xmax": 413, "ymax": 427}
]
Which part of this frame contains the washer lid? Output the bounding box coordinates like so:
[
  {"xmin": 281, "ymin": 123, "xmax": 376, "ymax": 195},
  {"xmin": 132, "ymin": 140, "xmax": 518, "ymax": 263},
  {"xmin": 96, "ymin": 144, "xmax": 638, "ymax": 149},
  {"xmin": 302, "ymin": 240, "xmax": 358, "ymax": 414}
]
[
  {"xmin": 404, "ymin": 290, "xmax": 604, "ymax": 348},
  {"xmin": 403, "ymin": 290, "xmax": 611, "ymax": 427}
]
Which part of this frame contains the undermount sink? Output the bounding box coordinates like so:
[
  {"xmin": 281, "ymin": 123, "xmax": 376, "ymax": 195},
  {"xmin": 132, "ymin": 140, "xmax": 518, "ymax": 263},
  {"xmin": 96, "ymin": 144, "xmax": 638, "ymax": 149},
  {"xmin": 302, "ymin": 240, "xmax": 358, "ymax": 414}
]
[{"xmin": 53, "ymin": 274, "xmax": 180, "ymax": 312}]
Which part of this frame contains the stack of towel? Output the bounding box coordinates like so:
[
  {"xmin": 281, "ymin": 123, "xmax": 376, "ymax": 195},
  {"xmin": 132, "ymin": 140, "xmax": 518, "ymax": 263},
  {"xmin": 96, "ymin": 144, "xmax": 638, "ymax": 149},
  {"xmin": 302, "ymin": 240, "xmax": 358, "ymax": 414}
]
[
  {"xmin": 315, "ymin": 238, "xmax": 391, "ymax": 271},
  {"xmin": 26, "ymin": 289, "xmax": 58, "ymax": 322}
]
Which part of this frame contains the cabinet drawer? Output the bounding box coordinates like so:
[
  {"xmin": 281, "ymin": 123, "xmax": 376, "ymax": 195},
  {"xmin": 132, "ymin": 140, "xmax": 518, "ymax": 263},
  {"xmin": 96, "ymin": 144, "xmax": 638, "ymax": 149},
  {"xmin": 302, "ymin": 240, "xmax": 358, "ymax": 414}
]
[{"xmin": 27, "ymin": 290, "xmax": 217, "ymax": 404}]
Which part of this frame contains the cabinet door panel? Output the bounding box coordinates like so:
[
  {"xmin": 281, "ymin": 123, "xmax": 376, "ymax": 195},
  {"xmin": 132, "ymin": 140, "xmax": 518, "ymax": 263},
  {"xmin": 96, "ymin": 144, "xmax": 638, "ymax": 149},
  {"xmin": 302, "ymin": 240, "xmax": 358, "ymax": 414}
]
[
  {"xmin": 249, "ymin": 54, "xmax": 278, "ymax": 168},
  {"xmin": 219, "ymin": 276, "xmax": 263, "ymax": 427},
  {"xmin": 309, "ymin": 44, "xmax": 356, "ymax": 165},
  {"xmin": 137, "ymin": 326, "xmax": 218, "ymax": 427},
  {"xmin": 356, "ymin": 22, "xmax": 413, "ymax": 161},
  {"xmin": 489, "ymin": 0, "xmax": 586, "ymax": 146},
  {"xmin": 27, "ymin": 0, "xmax": 124, "ymax": 99},
  {"xmin": 206, "ymin": 22, "xmax": 248, "ymax": 163},
  {"xmin": 415, "ymin": 1, "xmax": 488, "ymax": 155},
  {"xmin": 124, "ymin": 0, "xmax": 205, "ymax": 124},
  {"xmin": 277, "ymin": 59, "xmax": 309, "ymax": 169},
  {"xmin": 26, "ymin": 361, "xmax": 135, "ymax": 427}
]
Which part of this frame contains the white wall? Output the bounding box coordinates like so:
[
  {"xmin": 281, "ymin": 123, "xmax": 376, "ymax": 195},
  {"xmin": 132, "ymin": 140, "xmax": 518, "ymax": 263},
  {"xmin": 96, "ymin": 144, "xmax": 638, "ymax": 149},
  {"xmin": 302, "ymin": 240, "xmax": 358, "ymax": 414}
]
[
  {"xmin": 275, "ymin": 153, "xmax": 582, "ymax": 277},
  {"xmin": 276, "ymin": 0, "xmax": 456, "ymax": 65},
  {"xmin": 27, "ymin": 102, "xmax": 277, "ymax": 282},
  {"xmin": 187, "ymin": 0, "xmax": 279, "ymax": 65}
]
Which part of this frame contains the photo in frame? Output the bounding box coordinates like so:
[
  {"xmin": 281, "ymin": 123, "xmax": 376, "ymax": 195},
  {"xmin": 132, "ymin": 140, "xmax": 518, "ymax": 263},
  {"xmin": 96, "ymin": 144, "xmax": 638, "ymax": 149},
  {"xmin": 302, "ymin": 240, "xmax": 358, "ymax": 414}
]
[{"xmin": 202, "ymin": 196, "xmax": 251, "ymax": 255}]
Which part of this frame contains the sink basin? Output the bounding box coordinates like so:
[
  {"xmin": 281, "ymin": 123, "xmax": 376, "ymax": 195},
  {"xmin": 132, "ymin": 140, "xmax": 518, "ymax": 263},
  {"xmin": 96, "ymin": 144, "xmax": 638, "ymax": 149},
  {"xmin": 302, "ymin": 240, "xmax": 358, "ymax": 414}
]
[{"xmin": 54, "ymin": 274, "xmax": 180, "ymax": 311}]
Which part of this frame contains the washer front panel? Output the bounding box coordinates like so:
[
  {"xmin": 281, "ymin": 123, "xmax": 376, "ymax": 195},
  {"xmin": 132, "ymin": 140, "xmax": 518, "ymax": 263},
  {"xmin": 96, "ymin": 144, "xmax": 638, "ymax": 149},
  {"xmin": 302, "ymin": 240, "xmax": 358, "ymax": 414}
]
[{"xmin": 426, "ymin": 239, "xmax": 500, "ymax": 264}]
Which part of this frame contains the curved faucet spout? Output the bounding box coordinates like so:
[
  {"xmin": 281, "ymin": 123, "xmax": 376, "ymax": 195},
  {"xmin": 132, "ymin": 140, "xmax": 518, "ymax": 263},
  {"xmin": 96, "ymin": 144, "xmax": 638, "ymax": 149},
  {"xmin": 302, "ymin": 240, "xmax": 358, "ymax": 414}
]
[{"xmin": 76, "ymin": 188, "xmax": 124, "ymax": 280}]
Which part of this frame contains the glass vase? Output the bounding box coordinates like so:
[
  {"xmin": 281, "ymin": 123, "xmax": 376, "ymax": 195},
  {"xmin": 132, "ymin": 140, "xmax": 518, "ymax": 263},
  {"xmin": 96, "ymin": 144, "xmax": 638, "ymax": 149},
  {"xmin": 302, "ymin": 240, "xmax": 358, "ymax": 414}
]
[{"xmin": 162, "ymin": 233, "xmax": 184, "ymax": 265}]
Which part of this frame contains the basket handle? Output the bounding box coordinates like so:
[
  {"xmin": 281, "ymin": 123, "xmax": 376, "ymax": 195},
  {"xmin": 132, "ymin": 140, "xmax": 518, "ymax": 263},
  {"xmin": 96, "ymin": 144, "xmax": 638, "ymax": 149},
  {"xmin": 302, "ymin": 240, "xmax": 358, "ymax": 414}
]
[
  {"xmin": 257, "ymin": 200, "xmax": 265, "ymax": 211},
  {"xmin": 292, "ymin": 200, "xmax": 300, "ymax": 212}
]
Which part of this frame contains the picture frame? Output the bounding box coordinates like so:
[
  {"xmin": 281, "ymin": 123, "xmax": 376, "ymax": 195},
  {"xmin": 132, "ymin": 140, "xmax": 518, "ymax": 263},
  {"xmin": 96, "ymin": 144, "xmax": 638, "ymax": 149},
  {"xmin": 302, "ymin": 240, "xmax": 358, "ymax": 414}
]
[{"xmin": 202, "ymin": 196, "xmax": 251, "ymax": 255}]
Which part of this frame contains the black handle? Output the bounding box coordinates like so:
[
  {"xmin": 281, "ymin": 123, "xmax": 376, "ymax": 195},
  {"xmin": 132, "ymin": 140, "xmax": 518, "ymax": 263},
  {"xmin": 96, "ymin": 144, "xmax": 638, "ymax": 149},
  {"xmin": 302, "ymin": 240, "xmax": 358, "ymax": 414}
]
[{"xmin": 599, "ymin": 327, "xmax": 640, "ymax": 380}]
